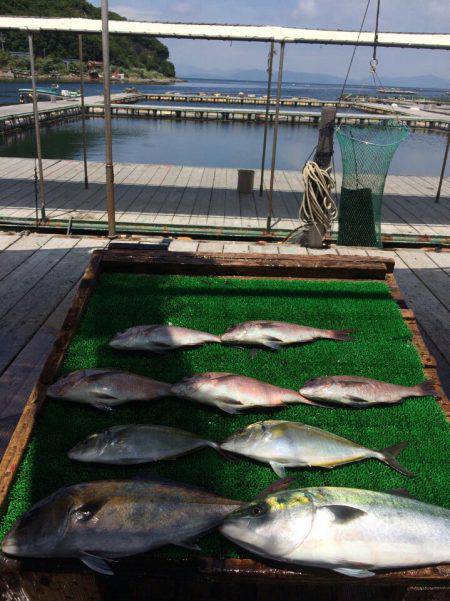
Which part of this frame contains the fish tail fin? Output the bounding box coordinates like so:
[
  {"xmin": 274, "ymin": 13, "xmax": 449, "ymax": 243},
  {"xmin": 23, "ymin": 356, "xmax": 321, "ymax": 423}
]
[
  {"xmin": 328, "ymin": 328, "xmax": 355, "ymax": 342},
  {"xmin": 208, "ymin": 441, "xmax": 238, "ymax": 461},
  {"xmin": 413, "ymin": 380, "xmax": 439, "ymax": 398},
  {"xmin": 380, "ymin": 442, "xmax": 415, "ymax": 478},
  {"xmin": 290, "ymin": 393, "xmax": 325, "ymax": 407}
]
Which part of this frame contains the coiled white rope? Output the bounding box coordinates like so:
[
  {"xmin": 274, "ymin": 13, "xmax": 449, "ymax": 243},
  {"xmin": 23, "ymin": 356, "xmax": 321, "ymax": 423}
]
[
  {"xmin": 283, "ymin": 160, "xmax": 337, "ymax": 244},
  {"xmin": 298, "ymin": 160, "xmax": 337, "ymax": 229}
]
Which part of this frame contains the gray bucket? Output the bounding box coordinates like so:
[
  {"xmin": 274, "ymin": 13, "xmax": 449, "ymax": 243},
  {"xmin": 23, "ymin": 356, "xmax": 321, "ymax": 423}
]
[{"xmin": 237, "ymin": 169, "xmax": 255, "ymax": 194}]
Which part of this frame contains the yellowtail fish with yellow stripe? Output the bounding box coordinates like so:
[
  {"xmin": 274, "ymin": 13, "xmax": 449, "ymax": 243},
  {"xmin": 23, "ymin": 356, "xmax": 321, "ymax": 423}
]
[
  {"xmin": 220, "ymin": 420, "xmax": 414, "ymax": 477},
  {"xmin": 221, "ymin": 487, "xmax": 450, "ymax": 578}
]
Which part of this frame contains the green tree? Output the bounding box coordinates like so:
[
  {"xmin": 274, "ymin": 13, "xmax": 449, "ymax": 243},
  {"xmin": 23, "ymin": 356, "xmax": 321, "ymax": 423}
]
[{"xmin": 0, "ymin": 0, "xmax": 175, "ymax": 77}]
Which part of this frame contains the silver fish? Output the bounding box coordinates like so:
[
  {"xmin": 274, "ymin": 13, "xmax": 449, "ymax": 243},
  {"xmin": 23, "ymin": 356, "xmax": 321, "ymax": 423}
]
[
  {"xmin": 2, "ymin": 478, "xmax": 292, "ymax": 576},
  {"xmin": 47, "ymin": 369, "xmax": 171, "ymax": 410},
  {"xmin": 221, "ymin": 487, "xmax": 450, "ymax": 578},
  {"xmin": 220, "ymin": 420, "xmax": 413, "ymax": 477},
  {"xmin": 221, "ymin": 321, "xmax": 353, "ymax": 350},
  {"xmin": 109, "ymin": 325, "xmax": 221, "ymax": 353},
  {"xmin": 171, "ymin": 372, "xmax": 315, "ymax": 414},
  {"xmin": 300, "ymin": 376, "xmax": 438, "ymax": 407},
  {"xmin": 68, "ymin": 424, "xmax": 220, "ymax": 465}
]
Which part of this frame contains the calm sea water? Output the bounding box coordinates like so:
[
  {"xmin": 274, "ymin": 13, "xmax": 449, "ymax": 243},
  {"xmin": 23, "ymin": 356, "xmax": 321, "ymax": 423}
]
[
  {"xmin": 0, "ymin": 116, "xmax": 447, "ymax": 176},
  {"xmin": 1, "ymin": 77, "xmax": 449, "ymax": 105},
  {"xmin": 0, "ymin": 78, "xmax": 448, "ymax": 176}
]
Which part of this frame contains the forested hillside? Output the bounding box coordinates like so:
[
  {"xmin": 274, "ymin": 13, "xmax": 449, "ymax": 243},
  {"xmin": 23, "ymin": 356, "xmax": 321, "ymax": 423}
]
[{"xmin": 0, "ymin": 0, "xmax": 175, "ymax": 78}]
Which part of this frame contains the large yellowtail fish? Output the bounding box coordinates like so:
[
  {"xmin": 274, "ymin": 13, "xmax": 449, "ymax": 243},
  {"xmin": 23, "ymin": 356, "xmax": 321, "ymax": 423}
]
[{"xmin": 221, "ymin": 487, "xmax": 450, "ymax": 578}]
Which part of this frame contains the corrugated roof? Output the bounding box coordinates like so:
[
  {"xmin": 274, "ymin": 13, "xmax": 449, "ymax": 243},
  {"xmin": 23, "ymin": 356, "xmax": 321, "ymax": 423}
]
[{"xmin": 0, "ymin": 16, "xmax": 449, "ymax": 49}]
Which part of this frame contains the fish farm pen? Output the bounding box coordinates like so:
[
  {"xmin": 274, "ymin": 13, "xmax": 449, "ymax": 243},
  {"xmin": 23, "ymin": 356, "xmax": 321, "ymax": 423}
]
[{"xmin": 0, "ymin": 250, "xmax": 448, "ymax": 597}]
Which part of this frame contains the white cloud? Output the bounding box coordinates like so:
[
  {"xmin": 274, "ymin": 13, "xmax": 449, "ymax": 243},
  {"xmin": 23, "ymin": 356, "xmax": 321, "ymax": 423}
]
[
  {"xmin": 292, "ymin": 0, "xmax": 318, "ymax": 18},
  {"xmin": 110, "ymin": 4, "xmax": 161, "ymax": 21},
  {"xmin": 170, "ymin": 1, "xmax": 194, "ymax": 16}
]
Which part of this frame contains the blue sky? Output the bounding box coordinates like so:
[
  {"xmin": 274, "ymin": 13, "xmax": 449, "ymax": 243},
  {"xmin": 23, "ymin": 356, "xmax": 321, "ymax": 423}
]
[{"xmin": 93, "ymin": 1, "xmax": 450, "ymax": 81}]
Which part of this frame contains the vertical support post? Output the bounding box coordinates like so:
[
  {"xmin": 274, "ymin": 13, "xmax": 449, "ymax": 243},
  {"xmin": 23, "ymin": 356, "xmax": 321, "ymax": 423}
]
[
  {"xmin": 266, "ymin": 41, "xmax": 285, "ymax": 232},
  {"xmin": 78, "ymin": 34, "xmax": 89, "ymax": 189},
  {"xmin": 28, "ymin": 32, "xmax": 46, "ymax": 222},
  {"xmin": 435, "ymin": 130, "xmax": 449, "ymax": 204},
  {"xmin": 259, "ymin": 40, "xmax": 275, "ymax": 197},
  {"xmin": 101, "ymin": 0, "xmax": 116, "ymax": 236}
]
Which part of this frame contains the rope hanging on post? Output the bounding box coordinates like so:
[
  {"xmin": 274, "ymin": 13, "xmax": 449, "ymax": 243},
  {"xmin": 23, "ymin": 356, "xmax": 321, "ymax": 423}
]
[{"xmin": 283, "ymin": 161, "xmax": 337, "ymax": 243}]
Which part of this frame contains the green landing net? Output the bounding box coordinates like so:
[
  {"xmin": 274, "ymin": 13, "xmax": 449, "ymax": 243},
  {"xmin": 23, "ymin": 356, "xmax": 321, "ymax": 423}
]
[{"xmin": 336, "ymin": 122, "xmax": 409, "ymax": 247}]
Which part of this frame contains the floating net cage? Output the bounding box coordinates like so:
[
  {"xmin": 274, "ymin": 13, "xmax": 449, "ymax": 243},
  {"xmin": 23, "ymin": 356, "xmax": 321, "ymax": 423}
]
[{"xmin": 336, "ymin": 122, "xmax": 409, "ymax": 247}]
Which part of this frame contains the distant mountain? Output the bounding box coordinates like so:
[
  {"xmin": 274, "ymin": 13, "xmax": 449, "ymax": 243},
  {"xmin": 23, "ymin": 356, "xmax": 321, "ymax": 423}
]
[{"xmin": 179, "ymin": 67, "xmax": 450, "ymax": 89}]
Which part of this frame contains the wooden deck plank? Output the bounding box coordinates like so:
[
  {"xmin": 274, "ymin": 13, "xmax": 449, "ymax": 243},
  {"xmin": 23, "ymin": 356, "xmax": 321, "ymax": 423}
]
[
  {"xmin": 396, "ymin": 249, "xmax": 450, "ymax": 309},
  {"xmin": 115, "ymin": 163, "xmax": 161, "ymax": 221},
  {"xmin": 0, "ymin": 284, "xmax": 79, "ymax": 458},
  {"xmin": 136, "ymin": 164, "xmax": 184, "ymax": 224},
  {"xmin": 0, "ymin": 237, "xmax": 106, "ymax": 376},
  {"xmin": 0, "ymin": 233, "xmax": 20, "ymax": 252},
  {"xmin": 0, "ymin": 233, "xmax": 53, "ymax": 282},
  {"xmin": 154, "ymin": 166, "xmax": 193, "ymax": 225},
  {"xmin": 189, "ymin": 167, "xmax": 215, "ymax": 226},
  {"xmin": 206, "ymin": 167, "xmax": 227, "ymax": 228},
  {"xmin": 223, "ymin": 167, "xmax": 242, "ymax": 229},
  {"xmin": 0, "ymin": 159, "xmax": 449, "ymax": 238},
  {"xmin": 0, "ymin": 236, "xmax": 78, "ymax": 321},
  {"xmin": 367, "ymin": 249, "xmax": 450, "ymax": 364},
  {"xmin": 128, "ymin": 164, "xmax": 172, "ymax": 224}
]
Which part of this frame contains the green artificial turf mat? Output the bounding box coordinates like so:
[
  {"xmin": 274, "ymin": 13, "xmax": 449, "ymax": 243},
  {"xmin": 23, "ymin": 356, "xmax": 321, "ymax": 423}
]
[{"xmin": 1, "ymin": 273, "xmax": 448, "ymax": 559}]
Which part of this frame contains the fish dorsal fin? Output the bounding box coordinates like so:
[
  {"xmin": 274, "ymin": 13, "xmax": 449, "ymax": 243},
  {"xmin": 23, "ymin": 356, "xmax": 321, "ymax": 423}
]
[
  {"xmin": 386, "ymin": 488, "xmax": 413, "ymax": 498},
  {"xmin": 81, "ymin": 552, "xmax": 114, "ymax": 575},
  {"xmin": 324, "ymin": 505, "xmax": 366, "ymax": 524},
  {"xmin": 255, "ymin": 477, "xmax": 295, "ymax": 499}
]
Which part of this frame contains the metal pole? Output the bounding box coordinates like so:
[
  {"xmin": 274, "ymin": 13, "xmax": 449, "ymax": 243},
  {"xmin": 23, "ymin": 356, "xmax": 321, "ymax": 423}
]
[
  {"xmin": 101, "ymin": 0, "xmax": 116, "ymax": 236},
  {"xmin": 435, "ymin": 130, "xmax": 450, "ymax": 204},
  {"xmin": 259, "ymin": 40, "xmax": 275, "ymax": 197},
  {"xmin": 266, "ymin": 41, "xmax": 285, "ymax": 232},
  {"xmin": 28, "ymin": 33, "xmax": 46, "ymax": 222},
  {"xmin": 78, "ymin": 34, "xmax": 89, "ymax": 189}
]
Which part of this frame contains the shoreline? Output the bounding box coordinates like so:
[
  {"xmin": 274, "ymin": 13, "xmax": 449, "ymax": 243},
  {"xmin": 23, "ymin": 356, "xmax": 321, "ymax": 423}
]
[{"xmin": 0, "ymin": 75, "xmax": 185, "ymax": 85}]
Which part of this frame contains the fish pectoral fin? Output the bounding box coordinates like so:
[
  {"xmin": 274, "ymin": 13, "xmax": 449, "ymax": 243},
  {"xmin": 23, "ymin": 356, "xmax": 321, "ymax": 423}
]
[
  {"xmin": 269, "ymin": 461, "xmax": 287, "ymax": 478},
  {"xmin": 333, "ymin": 567, "xmax": 375, "ymax": 578},
  {"xmin": 216, "ymin": 401, "xmax": 241, "ymax": 414},
  {"xmin": 91, "ymin": 401, "xmax": 113, "ymax": 411},
  {"xmin": 80, "ymin": 552, "xmax": 115, "ymax": 576},
  {"xmin": 324, "ymin": 505, "xmax": 367, "ymax": 524},
  {"xmin": 175, "ymin": 539, "xmax": 202, "ymax": 552},
  {"xmin": 93, "ymin": 391, "xmax": 117, "ymax": 400},
  {"xmin": 263, "ymin": 339, "xmax": 282, "ymax": 351},
  {"xmin": 249, "ymin": 348, "xmax": 260, "ymax": 359}
]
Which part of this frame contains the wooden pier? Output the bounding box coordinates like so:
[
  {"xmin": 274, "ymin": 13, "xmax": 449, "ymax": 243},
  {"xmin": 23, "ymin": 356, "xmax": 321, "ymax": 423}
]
[
  {"xmin": 0, "ymin": 157, "xmax": 448, "ymax": 241},
  {"xmin": 85, "ymin": 102, "xmax": 450, "ymax": 129},
  {"xmin": 0, "ymin": 92, "xmax": 143, "ymax": 135},
  {"xmin": 143, "ymin": 92, "xmax": 448, "ymax": 108},
  {"xmin": 1, "ymin": 93, "xmax": 448, "ymax": 134}
]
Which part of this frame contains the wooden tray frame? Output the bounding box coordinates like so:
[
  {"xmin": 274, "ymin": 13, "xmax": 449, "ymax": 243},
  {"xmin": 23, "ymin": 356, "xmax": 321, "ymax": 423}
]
[{"xmin": 0, "ymin": 249, "xmax": 448, "ymax": 588}]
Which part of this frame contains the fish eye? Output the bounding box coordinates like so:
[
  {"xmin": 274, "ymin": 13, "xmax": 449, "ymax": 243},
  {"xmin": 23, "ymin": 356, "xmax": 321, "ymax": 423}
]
[{"xmin": 251, "ymin": 505, "xmax": 264, "ymax": 516}]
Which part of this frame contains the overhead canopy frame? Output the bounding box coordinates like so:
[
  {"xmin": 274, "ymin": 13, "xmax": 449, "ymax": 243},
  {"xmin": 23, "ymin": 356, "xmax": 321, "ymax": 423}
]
[
  {"xmin": 0, "ymin": 16, "xmax": 450, "ymax": 49},
  {"xmin": 2, "ymin": 16, "xmax": 449, "ymax": 236}
]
